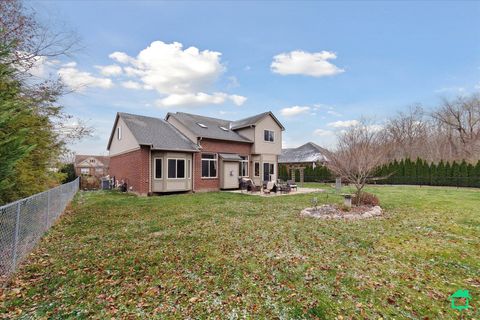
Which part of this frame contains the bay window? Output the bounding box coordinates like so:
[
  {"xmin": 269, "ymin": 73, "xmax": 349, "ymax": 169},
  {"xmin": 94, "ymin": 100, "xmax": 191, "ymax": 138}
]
[{"xmin": 167, "ymin": 159, "xmax": 185, "ymax": 179}]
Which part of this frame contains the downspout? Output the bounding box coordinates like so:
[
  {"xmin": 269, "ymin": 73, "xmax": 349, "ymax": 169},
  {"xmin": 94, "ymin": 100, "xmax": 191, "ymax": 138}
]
[
  {"xmin": 193, "ymin": 137, "xmax": 203, "ymax": 193},
  {"xmin": 148, "ymin": 146, "xmax": 152, "ymax": 195}
]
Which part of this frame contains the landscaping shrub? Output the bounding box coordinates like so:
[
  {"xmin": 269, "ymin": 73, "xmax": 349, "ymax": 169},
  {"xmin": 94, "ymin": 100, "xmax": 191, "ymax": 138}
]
[{"xmin": 353, "ymin": 192, "xmax": 380, "ymax": 206}]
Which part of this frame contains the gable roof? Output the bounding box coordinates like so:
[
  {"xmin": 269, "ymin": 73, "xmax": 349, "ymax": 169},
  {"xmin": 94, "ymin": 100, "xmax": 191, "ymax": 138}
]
[
  {"xmin": 165, "ymin": 112, "xmax": 253, "ymax": 143},
  {"xmin": 107, "ymin": 113, "xmax": 199, "ymax": 152},
  {"xmin": 279, "ymin": 142, "xmax": 329, "ymax": 164},
  {"xmin": 165, "ymin": 111, "xmax": 285, "ymax": 143},
  {"xmin": 74, "ymin": 155, "xmax": 110, "ymax": 167},
  {"xmin": 230, "ymin": 111, "xmax": 285, "ymax": 131}
]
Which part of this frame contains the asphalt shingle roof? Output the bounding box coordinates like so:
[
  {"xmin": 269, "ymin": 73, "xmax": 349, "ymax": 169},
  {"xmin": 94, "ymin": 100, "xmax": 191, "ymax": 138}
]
[
  {"xmin": 74, "ymin": 155, "xmax": 110, "ymax": 167},
  {"xmin": 119, "ymin": 113, "xmax": 199, "ymax": 152},
  {"xmin": 279, "ymin": 142, "xmax": 329, "ymax": 164},
  {"xmin": 218, "ymin": 153, "xmax": 242, "ymax": 161},
  {"xmin": 166, "ymin": 112, "xmax": 253, "ymax": 143}
]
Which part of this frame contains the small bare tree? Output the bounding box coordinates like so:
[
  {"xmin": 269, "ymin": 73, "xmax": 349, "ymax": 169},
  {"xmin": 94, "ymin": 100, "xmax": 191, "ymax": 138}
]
[{"xmin": 324, "ymin": 120, "xmax": 390, "ymax": 204}]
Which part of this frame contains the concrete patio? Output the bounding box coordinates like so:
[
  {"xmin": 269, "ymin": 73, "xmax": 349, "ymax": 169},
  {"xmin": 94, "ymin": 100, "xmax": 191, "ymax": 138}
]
[{"xmin": 223, "ymin": 187, "xmax": 325, "ymax": 197}]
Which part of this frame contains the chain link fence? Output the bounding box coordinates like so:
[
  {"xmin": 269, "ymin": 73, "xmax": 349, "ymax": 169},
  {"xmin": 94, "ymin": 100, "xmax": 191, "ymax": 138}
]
[{"xmin": 0, "ymin": 178, "xmax": 79, "ymax": 279}]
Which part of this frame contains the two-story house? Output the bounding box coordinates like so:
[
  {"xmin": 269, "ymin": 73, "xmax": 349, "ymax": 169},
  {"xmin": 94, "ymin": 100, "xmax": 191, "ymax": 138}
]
[
  {"xmin": 107, "ymin": 111, "xmax": 284, "ymax": 195},
  {"xmin": 74, "ymin": 155, "xmax": 110, "ymax": 177}
]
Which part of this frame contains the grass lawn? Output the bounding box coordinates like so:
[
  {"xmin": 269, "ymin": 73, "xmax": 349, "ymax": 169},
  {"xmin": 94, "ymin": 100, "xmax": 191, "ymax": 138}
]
[{"xmin": 1, "ymin": 185, "xmax": 479, "ymax": 319}]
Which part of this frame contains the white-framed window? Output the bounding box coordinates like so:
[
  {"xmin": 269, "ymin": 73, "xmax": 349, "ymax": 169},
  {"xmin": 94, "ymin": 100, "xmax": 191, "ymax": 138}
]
[
  {"xmin": 154, "ymin": 158, "xmax": 163, "ymax": 179},
  {"xmin": 187, "ymin": 159, "xmax": 191, "ymax": 179},
  {"xmin": 239, "ymin": 156, "xmax": 249, "ymax": 177},
  {"xmin": 80, "ymin": 168, "xmax": 89, "ymax": 175},
  {"xmin": 117, "ymin": 126, "xmax": 122, "ymax": 140},
  {"xmin": 95, "ymin": 168, "xmax": 103, "ymax": 174},
  {"xmin": 254, "ymin": 162, "xmax": 260, "ymax": 177},
  {"xmin": 201, "ymin": 153, "xmax": 217, "ymax": 178},
  {"xmin": 167, "ymin": 158, "xmax": 185, "ymax": 179},
  {"xmin": 264, "ymin": 130, "xmax": 275, "ymax": 142}
]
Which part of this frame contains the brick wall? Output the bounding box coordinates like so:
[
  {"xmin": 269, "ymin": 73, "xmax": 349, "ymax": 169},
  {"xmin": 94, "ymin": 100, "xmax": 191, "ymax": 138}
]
[
  {"xmin": 194, "ymin": 139, "xmax": 252, "ymax": 192},
  {"xmin": 109, "ymin": 146, "xmax": 150, "ymax": 195}
]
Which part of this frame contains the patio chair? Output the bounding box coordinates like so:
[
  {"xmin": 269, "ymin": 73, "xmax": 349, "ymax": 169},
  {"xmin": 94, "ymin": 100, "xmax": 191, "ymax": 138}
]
[
  {"xmin": 239, "ymin": 178, "xmax": 249, "ymax": 193},
  {"xmin": 248, "ymin": 180, "xmax": 261, "ymax": 192},
  {"xmin": 263, "ymin": 181, "xmax": 276, "ymax": 194},
  {"xmin": 287, "ymin": 180, "xmax": 298, "ymax": 191}
]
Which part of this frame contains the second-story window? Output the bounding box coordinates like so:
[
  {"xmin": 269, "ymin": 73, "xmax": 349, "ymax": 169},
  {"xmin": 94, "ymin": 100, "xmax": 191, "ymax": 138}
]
[
  {"xmin": 117, "ymin": 126, "xmax": 122, "ymax": 140},
  {"xmin": 264, "ymin": 130, "xmax": 274, "ymax": 142}
]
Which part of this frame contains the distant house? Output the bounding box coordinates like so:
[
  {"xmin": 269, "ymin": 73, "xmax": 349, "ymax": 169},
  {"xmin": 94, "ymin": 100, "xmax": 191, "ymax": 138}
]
[
  {"xmin": 279, "ymin": 142, "xmax": 328, "ymax": 183},
  {"xmin": 74, "ymin": 155, "xmax": 110, "ymax": 177},
  {"xmin": 107, "ymin": 111, "xmax": 285, "ymax": 195}
]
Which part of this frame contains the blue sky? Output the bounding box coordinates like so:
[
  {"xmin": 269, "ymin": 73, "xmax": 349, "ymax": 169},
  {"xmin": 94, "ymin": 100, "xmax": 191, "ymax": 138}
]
[{"xmin": 30, "ymin": 1, "xmax": 480, "ymax": 154}]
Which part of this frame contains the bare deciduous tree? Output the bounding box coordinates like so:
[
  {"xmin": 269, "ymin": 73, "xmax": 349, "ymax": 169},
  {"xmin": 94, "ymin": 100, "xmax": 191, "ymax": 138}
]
[
  {"xmin": 432, "ymin": 94, "xmax": 480, "ymax": 161},
  {"xmin": 0, "ymin": 0, "xmax": 79, "ymax": 75},
  {"xmin": 381, "ymin": 93, "xmax": 480, "ymax": 164},
  {"xmin": 324, "ymin": 120, "xmax": 391, "ymax": 203}
]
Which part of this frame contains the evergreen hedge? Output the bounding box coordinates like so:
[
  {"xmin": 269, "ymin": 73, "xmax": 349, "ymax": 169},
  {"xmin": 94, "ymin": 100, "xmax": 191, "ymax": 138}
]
[
  {"xmin": 278, "ymin": 159, "xmax": 480, "ymax": 187},
  {"xmin": 375, "ymin": 158, "xmax": 480, "ymax": 188}
]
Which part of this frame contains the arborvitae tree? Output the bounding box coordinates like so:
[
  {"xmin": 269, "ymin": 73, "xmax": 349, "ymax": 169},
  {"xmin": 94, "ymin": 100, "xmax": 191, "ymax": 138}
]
[
  {"xmin": 473, "ymin": 161, "xmax": 480, "ymax": 187},
  {"xmin": 444, "ymin": 162, "xmax": 451, "ymax": 186},
  {"xmin": 459, "ymin": 160, "xmax": 468, "ymax": 187},
  {"xmin": 414, "ymin": 158, "xmax": 423, "ymax": 185},
  {"xmin": 436, "ymin": 161, "xmax": 445, "ymax": 186},
  {"xmin": 429, "ymin": 162, "xmax": 437, "ymax": 186},
  {"xmin": 423, "ymin": 159, "xmax": 431, "ymax": 185},
  {"xmin": 451, "ymin": 161, "xmax": 460, "ymax": 187}
]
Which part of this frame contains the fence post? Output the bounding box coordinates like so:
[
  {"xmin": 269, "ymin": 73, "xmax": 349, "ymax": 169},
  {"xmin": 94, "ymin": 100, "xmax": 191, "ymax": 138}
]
[
  {"xmin": 46, "ymin": 189, "xmax": 51, "ymax": 229},
  {"xmin": 12, "ymin": 202, "xmax": 21, "ymax": 272}
]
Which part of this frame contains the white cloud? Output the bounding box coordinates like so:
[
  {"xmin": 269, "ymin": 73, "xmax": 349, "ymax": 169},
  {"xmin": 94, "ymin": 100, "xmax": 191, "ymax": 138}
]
[
  {"xmin": 121, "ymin": 80, "xmax": 143, "ymax": 90},
  {"xmin": 109, "ymin": 52, "xmax": 133, "ymax": 64},
  {"xmin": 271, "ymin": 50, "xmax": 344, "ymax": 77},
  {"xmin": 327, "ymin": 110, "xmax": 342, "ymax": 116},
  {"xmin": 367, "ymin": 124, "xmax": 384, "ymax": 132},
  {"xmin": 327, "ymin": 120, "xmax": 359, "ymax": 128},
  {"xmin": 110, "ymin": 41, "xmax": 224, "ymax": 93},
  {"xmin": 155, "ymin": 92, "xmax": 246, "ymax": 108},
  {"xmin": 313, "ymin": 128, "xmax": 334, "ymax": 137},
  {"xmin": 227, "ymin": 76, "xmax": 239, "ymax": 88},
  {"xmin": 28, "ymin": 56, "xmax": 48, "ymax": 77},
  {"xmin": 229, "ymin": 94, "xmax": 247, "ymax": 106},
  {"xmin": 108, "ymin": 40, "xmax": 244, "ymax": 108},
  {"xmin": 435, "ymin": 86, "xmax": 466, "ymax": 93},
  {"xmin": 95, "ymin": 64, "xmax": 122, "ymax": 76},
  {"xmin": 58, "ymin": 62, "xmax": 113, "ymax": 91},
  {"xmin": 62, "ymin": 62, "xmax": 77, "ymax": 68},
  {"xmin": 280, "ymin": 106, "xmax": 311, "ymax": 117}
]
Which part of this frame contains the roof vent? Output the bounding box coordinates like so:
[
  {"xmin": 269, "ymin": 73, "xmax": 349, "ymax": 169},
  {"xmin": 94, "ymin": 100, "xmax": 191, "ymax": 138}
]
[
  {"xmin": 196, "ymin": 122, "xmax": 208, "ymax": 128},
  {"xmin": 219, "ymin": 126, "xmax": 229, "ymax": 131}
]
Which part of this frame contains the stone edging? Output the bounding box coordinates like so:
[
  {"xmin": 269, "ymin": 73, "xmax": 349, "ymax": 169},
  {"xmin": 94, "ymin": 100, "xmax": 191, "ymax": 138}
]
[{"xmin": 300, "ymin": 205, "xmax": 383, "ymax": 220}]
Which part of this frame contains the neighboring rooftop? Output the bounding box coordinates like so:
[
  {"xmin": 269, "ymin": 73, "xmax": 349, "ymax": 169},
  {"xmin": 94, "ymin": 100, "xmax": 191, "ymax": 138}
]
[
  {"xmin": 107, "ymin": 113, "xmax": 199, "ymax": 152},
  {"xmin": 74, "ymin": 155, "xmax": 110, "ymax": 167},
  {"xmin": 279, "ymin": 142, "xmax": 329, "ymax": 164}
]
